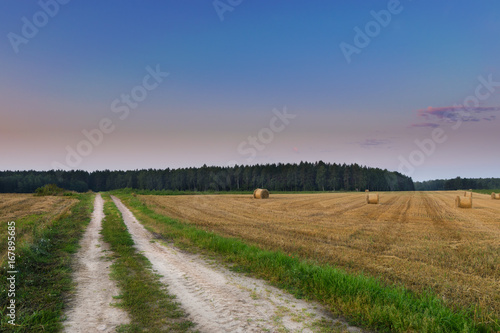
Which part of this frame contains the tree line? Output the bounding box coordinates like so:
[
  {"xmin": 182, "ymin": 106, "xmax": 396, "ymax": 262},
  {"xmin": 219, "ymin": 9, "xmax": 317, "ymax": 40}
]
[
  {"xmin": 0, "ymin": 161, "xmax": 415, "ymax": 193},
  {"xmin": 414, "ymin": 177, "xmax": 500, "ymax": 191}
]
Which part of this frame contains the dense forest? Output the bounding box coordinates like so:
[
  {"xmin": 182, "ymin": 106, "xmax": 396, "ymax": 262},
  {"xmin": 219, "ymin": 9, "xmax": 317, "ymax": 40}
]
[
  {"xmin": 0, "ymin": 161, "xmax": 415, "ymax": 193},
  {"xmin": 414, "ymin": 177, "xmax": 500, "ymax": 191}
]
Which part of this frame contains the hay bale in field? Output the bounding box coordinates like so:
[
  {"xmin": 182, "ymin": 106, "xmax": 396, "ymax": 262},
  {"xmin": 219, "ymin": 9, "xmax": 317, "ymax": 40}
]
[
  {"xmin": 492, "ymin": 193, "xmax": 500, "ymax": 200},
  {"xmin": 456, "ymin": 196, "xmax": 472, "ymax": 208},
  {"xmin": 365, "ymin": 189, "xmax": 369, "ymax": 192},
  {"xmin": 464, "ymin": 191, "xmax": 473, "ymax": 197},
  {"xmin": 366, "ymin": 193, "xmax": 379, "ymax": 204},
  {"xmin": 253, "ymin": 188, "xmax": 269, "ymax": 199}
]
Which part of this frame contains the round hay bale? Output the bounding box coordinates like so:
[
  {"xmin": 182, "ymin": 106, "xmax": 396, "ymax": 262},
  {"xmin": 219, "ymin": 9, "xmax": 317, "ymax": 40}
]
[
  {"xmin": 366, "ymin": 193, "xmax": 379, "ymax": 204},
  {"xmin": 464, "ymin": 191, "xmax": 473, "ymax": 197},
  {"xmin": 365, "ymin": 189, "xmax": 369, "ymax": 192},
  {"xmin": 492, "ymin": 193, "xmax": 500, "ymax": 200},
  {"xmin": 456, "ymin": 196, "xmax": 472, "ymax": 208},
  {"xmin": 253, "ymin": 188, "xmax": 269, "ymax": 199}
]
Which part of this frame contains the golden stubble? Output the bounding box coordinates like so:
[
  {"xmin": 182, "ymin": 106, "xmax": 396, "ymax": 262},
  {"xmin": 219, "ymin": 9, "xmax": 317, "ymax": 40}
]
[{"xmin": 140, "ymin": 191, "xmax": 500, "ymax": 317}]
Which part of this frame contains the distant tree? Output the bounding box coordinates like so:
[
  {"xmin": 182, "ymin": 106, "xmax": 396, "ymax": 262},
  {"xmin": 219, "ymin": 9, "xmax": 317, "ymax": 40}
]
[
  {"xmin": 35, "ymin": 184, "xmax": 66, "ymax": 196},
  {"xmin": 316, "ymin": 165, "xmax": 327, "ymax": 191}
]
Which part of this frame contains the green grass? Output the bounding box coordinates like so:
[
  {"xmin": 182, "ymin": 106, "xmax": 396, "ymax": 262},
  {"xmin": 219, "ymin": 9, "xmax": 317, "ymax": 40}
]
[
  {"xmin": 34, "ymin": 184, "xmax": 67, "ymax": 196},
  {"xmin": 0, "ymin": 193, "xmax": 94, "ymax": 333},
  {"xmin": 1, "ymin": 213, "xmax": 50, "ymax": 263},
  {"xmin": 472, "ymin": 189, "xmax": 500, "ymax": 195},
  {"xmin": 114, "ymin": 191, "xmax": 498, "ymax": 333},
  {"xmin": 100, "ymin": 194, "xmax": 194, "ymax": 332}
]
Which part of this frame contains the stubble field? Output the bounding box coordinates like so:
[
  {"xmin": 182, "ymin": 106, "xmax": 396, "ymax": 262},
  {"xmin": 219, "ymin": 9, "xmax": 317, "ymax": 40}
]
[
  {"xmin": 139, "ymin": 191, "xmax": 500, "ymax": 318},
  {"xmin": 0, "ymin": 194, "xmax": 78, "ymax": 263}
]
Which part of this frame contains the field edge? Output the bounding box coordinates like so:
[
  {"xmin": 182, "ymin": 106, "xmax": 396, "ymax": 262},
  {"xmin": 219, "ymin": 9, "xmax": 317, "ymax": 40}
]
[{"xmin": 113, "ymin": 191, "xmax": 499, "ymax": 333}]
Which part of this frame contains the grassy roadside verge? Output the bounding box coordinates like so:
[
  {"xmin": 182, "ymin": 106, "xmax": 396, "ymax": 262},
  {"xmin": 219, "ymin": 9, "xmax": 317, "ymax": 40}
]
[
  {"xmin": 115, "ymin": 192, "xmax": 498, "ymax": 333},
  {"xmin": 100, "ymin": 194, "xmax": 194, "ymax": 332},
  {"xmin": 0, "ymin": 193, "xmax": 94, "ymax": 333}
]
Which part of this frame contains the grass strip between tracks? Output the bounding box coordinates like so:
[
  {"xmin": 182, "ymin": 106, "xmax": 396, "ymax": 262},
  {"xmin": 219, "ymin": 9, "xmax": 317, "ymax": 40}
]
[
  {"xmin": 100, "ymin": 194, "xmax": 194, "ymax": 332},
  {"xmin": 114, "ymin": 192, "xmax": 498, "ymax": 333}
]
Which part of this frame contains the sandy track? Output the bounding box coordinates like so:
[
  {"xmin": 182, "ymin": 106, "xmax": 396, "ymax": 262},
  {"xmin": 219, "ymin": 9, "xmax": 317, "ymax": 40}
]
[
  {"xmin": 64, "ymin": 194, "xmax": 129, "ymax": 332},
  {"xmin": 111, "ymin": 195, "xmax": 361, "ymax": 333}
]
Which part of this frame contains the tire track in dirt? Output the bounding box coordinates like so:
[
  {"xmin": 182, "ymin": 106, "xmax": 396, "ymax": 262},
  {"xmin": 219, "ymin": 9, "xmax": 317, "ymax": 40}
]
[
  {"xmin": 63, "ymin": 194, "xmax": 129, "ymax": 332},
  {"xmin": 112, "ymin": 195, "xmax": 363, "ymax": 333}
]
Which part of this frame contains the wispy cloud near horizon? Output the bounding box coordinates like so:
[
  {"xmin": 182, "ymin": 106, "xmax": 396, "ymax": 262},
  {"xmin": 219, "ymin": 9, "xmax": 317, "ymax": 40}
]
[
  {"xmin": 356, "ymin": 139, "xmax": 391, "ymax": 148},
  {"xmin": 417, "ymin": 105, "xmax": 500, "ymax": 124},
  {"xmin": 408, "ymin": 122, "xmax": 440, "ymax": 128}
]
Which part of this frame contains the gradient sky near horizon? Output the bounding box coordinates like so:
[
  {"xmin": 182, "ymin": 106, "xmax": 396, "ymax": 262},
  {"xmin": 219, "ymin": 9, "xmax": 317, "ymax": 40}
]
[{"xmin": 1, "ymin": 1, "xmax": 499, "ymax": 181}]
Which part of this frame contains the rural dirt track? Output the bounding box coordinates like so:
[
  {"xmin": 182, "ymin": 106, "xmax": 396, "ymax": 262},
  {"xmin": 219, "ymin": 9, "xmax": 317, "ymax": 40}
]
[
  {"xmin": 112, "ymin": 195, "xmax": 361, "ymax": 333},
  {"xmin": 63, "ymin": 194, "xmax": 129, "ymax": 332},
  {"xmin": 140, "ymin": 191, "xmax": 500, "ymax": 317}
]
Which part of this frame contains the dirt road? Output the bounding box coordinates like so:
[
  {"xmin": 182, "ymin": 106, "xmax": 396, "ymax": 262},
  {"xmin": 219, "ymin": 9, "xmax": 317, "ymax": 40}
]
[
  {"xmin": 112, "ymin": 195, "xmax": 360, "ymax": 333},
  {"xmin": 63, "ymin": 194, "xmax": 129, "ymax": 332}
]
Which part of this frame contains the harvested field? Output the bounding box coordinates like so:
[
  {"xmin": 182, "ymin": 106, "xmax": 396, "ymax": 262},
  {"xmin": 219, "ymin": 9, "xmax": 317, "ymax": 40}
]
[
  {"xmin": 0, "ymin": 193, "xmax": 76, "ymax": 222},
  {"xmin": 0, "ymin": 194, "xmax": 78, "ymax": 262},
  {"xmin": 140, "ymin": 191, "xmax": 500, "ymax": 318}
]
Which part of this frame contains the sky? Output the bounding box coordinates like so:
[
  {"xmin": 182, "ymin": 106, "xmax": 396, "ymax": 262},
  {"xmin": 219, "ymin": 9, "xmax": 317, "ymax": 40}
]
[{"xmin": 0, "ymin": 0, "xmax": 499, "ymax": 182}]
